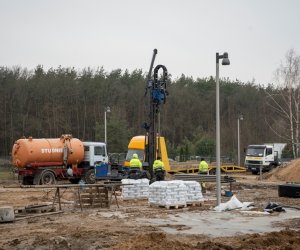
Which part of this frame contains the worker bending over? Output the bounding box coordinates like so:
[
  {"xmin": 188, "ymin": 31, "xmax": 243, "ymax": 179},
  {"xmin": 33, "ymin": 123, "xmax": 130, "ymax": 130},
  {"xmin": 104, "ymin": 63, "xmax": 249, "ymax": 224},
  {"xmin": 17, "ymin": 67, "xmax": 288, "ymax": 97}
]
[{"xmin": 198, "ymin": 158, "xmax": 209, "ymax": 175}]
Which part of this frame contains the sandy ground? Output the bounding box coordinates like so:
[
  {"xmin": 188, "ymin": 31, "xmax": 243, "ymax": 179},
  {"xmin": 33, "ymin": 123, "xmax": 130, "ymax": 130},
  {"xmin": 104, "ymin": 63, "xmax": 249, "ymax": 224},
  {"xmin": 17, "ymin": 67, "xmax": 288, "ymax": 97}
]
[{"xmin": 0, "ymin": 172, "xmax": 300, "ymax": 250}]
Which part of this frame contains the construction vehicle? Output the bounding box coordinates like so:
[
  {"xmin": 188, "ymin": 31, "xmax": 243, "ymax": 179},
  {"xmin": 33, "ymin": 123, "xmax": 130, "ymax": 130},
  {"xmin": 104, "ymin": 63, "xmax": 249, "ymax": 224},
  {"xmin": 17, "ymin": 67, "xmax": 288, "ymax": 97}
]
[
  {"xmin": 128, "ymin": 49, "xmax": 245, "ymax": 177},
  {"xmin": 124, "ymin": 135, "xmax": 170, "ymax": 169},
  {"xmin": 244, "ymin": 143, "xmax": 287, "ymax": 174},
  {"xmin": 12, "ymin": 134, "xmax": 125, "ymax": 185},
  {"xmin": 123, "ymin": 48, "xmax": 168, "ymax": 179},
  {"xmin": 124, "ymin": 135, "xmax": 246, "ymax": 174},
  {"xmin": 124, "ymin": 135, "xmax": 199, "ymax": 174},
  {"xmin": 141, "ymin": 49, "xmax": 168, "ymax": 179},
  {"xmin": 126, "ymin": 50, "xmax": 204, "ymax": 175}
]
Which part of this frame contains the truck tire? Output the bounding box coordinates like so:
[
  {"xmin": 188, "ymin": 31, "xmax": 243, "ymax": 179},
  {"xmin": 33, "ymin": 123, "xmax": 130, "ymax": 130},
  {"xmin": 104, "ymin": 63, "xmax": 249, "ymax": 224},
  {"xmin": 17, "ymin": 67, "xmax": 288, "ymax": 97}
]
[
  {"xmin": 84, "ymin": 169, "xmax": 96, "ymax": 184},
  {"xmin": 278, "ymin": 184, "xmax": 300, "ymax": 198},
  {"xmin": 40, "ymin": 170, "xmax": 56, "ymax": 185},
  {"xmin": 251, "ymin": 170, "xmax": 258, "ymax": 175}
]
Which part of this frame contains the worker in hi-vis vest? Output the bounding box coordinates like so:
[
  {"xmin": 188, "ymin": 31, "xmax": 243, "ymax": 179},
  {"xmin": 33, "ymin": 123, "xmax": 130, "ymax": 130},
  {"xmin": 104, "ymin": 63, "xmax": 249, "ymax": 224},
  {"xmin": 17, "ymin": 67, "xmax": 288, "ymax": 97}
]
[
  {"xmin": 198, "ymin": 157, "xmax": 208, "ymax": 193},
  {"xmin": 153, "ymin": 156, "xmax": 165, "ymax": 171},
  {"xmin": 198, "ymin": 158, "xmax": 209, "ymax": 175},
  {"xmin": 129, "ymin": 153, "xmax": 142, "ymax": 168}
]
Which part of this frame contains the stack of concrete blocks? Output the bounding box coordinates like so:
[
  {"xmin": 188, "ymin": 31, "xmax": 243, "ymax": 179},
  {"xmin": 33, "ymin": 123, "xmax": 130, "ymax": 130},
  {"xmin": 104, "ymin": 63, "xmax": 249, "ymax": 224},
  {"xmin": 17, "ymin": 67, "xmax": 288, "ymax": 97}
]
[
  {"xmin": 121, "ymin": 178, "xmax": 149, "ymax": 200},
  {"xmin": 184, "ymin": 181, "xmax": 204, "ymax": 204},
  {"xmin": 148, "ymin": 180, "xmax": 188, "ymax": 207}
]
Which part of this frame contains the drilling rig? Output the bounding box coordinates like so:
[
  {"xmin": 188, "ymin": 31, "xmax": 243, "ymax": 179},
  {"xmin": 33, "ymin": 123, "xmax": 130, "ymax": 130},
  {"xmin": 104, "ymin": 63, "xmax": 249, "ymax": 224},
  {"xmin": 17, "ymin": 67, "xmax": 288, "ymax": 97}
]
[{"xmin": 143, "ymin": 49, "xmax": 168, "ymax": 178}]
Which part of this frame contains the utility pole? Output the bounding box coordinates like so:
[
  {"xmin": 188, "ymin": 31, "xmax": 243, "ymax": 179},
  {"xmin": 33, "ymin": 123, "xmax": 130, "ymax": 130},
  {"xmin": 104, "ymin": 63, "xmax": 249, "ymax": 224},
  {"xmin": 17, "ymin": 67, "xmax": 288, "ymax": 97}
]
[
  {"xmin": 215, "ymin": 52, "xmax": 230, "ymax": 206},
  {"xmin": 237, "ymin": 114, "xmax": 243, "ymax": 166}
]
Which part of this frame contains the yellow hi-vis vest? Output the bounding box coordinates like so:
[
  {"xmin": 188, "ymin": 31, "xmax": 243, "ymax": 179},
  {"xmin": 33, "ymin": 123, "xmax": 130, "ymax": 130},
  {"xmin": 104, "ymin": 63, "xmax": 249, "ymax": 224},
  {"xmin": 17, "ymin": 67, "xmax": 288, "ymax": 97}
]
[
  {"xmin": 199, "ymin": 160, "xmax": 208, "ymax": 173},
  {"xmin": 130, "ymin": 158, "xmax": 142, "ymax": 168},
  {"xmin": 153, "ymin": 160, "xmax": 165, "ymax": 170}
]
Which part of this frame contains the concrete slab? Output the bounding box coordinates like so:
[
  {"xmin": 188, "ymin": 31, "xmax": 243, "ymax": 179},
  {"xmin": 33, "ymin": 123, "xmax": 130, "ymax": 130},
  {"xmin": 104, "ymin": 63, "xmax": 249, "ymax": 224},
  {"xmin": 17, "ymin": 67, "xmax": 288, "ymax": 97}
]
[{"xmin": 137, "ymin": 208, "xmax": 300, "ymax": 236}]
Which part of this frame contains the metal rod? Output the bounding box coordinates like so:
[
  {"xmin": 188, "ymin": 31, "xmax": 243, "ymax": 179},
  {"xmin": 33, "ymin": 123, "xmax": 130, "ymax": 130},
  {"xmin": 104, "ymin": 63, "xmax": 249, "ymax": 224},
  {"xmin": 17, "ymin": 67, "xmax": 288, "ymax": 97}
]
[
  {"xmin": 238, "ymin": 118, "xmax": 240, "ymax": 166},
  {"xmin": 147, "ymin": 49, "xmax": 158, "ymax": 80},
  {"xmin": 104, "ymin": 110, "xmax": 107, "ymax": 145}
]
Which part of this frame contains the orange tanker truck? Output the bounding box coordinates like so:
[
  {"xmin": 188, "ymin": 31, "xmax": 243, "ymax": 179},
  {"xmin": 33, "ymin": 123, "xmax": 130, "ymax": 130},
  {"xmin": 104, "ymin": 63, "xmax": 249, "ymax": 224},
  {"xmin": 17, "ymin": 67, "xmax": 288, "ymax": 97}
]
[{"xmin": 12, "ymin": 134, "xmax": 108, "ymax": 185}]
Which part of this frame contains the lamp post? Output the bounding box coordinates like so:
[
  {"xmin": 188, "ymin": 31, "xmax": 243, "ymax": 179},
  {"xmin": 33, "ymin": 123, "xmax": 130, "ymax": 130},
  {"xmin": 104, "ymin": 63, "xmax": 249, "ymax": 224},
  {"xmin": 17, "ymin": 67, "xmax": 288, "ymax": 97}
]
[
  {"xmin": 237, "ymin": 114, "xmax": 244, "ymax": 167},
  {"xmin": 104, "ymin": 106, "xmax": 111, "ymax": 145},
  {"xmin": 216, "ymin": 52, "xmax": 230, "ymax": 206}
]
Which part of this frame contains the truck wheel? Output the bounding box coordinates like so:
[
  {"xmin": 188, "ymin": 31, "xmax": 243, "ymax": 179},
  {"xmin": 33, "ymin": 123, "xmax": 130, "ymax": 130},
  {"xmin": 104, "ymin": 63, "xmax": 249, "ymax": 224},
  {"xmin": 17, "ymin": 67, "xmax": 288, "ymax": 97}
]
[
  {"xmin": 40, "ymin": 171, "xmax": 56, "ymax": 185},
  {"xmin": 251, "ymin": 170, "xmax": 258, "ymax": 175},
  {"xmin": 84, "ymin": 169, "xmax": 96, "ymax": 184},
  {"xmin": 278, "ymin": 184, "xmax": 300, "ymax": 198}
]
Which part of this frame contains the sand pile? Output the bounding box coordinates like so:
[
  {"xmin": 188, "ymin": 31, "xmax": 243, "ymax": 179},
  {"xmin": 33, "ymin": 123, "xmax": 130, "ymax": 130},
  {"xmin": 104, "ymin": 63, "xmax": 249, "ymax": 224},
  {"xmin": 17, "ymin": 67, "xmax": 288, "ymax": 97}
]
[{"xmin": 263, "ymin": 159, "xmax": 300, "ymax": 182}]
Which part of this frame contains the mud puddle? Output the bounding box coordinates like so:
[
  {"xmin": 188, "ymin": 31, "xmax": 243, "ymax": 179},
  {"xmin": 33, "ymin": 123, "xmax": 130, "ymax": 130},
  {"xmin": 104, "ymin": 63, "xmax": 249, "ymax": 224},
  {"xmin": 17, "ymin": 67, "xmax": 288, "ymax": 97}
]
[{"xmin": 137, "ymin": 208, "xmax": 300, "ymax": 236}]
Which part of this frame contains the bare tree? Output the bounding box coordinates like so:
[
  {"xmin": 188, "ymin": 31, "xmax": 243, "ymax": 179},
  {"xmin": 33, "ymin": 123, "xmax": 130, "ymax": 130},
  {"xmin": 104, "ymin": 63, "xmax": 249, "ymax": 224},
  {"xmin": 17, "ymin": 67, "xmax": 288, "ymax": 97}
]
[{"xmin": 265, "ymin": 49, "xmax": 300, "ymax": 158}]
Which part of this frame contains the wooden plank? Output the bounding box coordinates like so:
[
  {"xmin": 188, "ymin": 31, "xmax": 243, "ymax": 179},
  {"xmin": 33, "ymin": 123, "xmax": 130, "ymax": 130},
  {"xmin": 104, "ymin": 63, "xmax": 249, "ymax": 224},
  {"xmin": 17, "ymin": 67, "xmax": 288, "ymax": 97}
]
[
  {"xmin": 173, "ymin": 174, "xmax": 236, "ymax": 183},
  {"xmin": 15, "ymin": 211, "xmax": 64, "ymax": 221},
  {"xmin": 186, "ymin": 201, "xmax": 203, "ymax": 207}
]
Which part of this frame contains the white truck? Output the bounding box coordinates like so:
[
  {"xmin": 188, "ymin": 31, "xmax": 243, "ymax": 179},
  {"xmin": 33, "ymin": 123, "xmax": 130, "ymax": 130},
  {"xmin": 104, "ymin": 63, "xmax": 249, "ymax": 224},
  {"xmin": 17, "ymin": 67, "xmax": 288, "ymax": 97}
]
[{"xmin": 244, "ymin": 143, "xmax": 287, "ymax": 175}]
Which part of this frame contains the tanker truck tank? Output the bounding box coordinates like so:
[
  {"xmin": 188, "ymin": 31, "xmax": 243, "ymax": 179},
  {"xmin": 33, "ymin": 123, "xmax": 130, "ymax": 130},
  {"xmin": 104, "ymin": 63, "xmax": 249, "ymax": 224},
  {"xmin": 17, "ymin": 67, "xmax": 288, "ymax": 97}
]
[{"xmin": 12, "ymin": 134, "xmax": 84, "ymax": 168}]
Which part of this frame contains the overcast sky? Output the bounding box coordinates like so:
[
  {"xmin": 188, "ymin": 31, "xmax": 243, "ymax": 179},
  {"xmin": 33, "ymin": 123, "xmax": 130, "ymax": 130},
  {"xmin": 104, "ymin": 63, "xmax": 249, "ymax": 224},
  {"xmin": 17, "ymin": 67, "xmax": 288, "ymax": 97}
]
[{"xmin": 1, "ymin": 0, "xmax": 299, "ymax": 85}]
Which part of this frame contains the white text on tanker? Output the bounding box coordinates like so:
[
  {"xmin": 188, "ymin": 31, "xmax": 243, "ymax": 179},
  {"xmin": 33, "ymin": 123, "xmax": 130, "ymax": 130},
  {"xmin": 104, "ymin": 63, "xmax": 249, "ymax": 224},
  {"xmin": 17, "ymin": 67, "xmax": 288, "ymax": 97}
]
[{"xmin": 41, "ymin": 148, "xmax": 63, "ymax": 153}]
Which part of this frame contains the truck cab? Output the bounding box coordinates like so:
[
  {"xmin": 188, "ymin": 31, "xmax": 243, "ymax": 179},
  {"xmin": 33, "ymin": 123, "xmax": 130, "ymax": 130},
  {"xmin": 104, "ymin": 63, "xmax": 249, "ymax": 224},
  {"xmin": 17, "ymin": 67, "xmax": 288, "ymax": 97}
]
[
  {"xmin": 244, "ymin": 144, "xmax": 284, "ymax": 174},
  {"xmin": 83, "ymin": 142, "xmax": 108, "ymax": 166},
  {"xmin": 62, "ymin": 141, "xmax": 109, "ymax": 184},
  {"xmin": 81, "ymin": 142, "xmax": 127, "ymax": 181}
]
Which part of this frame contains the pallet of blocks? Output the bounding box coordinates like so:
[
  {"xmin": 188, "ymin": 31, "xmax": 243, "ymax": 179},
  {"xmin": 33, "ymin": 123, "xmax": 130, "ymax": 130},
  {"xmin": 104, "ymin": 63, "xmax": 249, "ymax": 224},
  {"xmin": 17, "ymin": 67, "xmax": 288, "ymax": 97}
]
[
  {"xmin": 149, "ymin": 180, "xmax": 188, "ymax": 209},
  {"xmin": 121, "ymin": 179, "xmax": 149, "ymax": 200},
  {"xmin": 184, "ymin": 181, "xmax": 204, "ymax": 206},
  {"xmin": 149, "ymin": 180, "xmax": 204, "ymax": 209}
]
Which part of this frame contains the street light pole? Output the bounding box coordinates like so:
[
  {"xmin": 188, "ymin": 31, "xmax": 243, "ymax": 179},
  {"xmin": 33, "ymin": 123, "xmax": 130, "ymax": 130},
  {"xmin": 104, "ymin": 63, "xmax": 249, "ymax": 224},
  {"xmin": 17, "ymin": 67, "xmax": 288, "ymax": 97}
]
[
  {"xmin": 104, "ymin": 106, "xmax": 111, "ymax": 145},
  {"xmin": 237, "ymin": 115, "xmax": 243, "ymax": 167},
  {"xmin": 216, "ymin": 52, "xmax": 230, "ymax": 206}
]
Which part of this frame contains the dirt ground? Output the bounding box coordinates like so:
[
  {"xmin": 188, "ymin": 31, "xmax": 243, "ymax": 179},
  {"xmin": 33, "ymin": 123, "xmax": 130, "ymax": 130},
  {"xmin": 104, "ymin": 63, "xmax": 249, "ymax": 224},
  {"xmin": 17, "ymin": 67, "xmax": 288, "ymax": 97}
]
[{"xmin": 0, "ymin": 166, "xmax": 300, "ymax": 250}]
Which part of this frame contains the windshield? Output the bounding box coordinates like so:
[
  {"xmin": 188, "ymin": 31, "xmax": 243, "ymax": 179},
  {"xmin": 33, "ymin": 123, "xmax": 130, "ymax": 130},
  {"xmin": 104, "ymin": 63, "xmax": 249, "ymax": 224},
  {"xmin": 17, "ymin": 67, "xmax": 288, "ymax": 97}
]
[
  {"xmin": 246, "ymin": 147, "xmax": 265, "ymax": 156},
  {"xmin": 95, "ymin": 145, "xmax": 106, "ymax": 156},
  {"xmin": 125, "ymin": 149, "xmax": 144, "ymax": 161}
]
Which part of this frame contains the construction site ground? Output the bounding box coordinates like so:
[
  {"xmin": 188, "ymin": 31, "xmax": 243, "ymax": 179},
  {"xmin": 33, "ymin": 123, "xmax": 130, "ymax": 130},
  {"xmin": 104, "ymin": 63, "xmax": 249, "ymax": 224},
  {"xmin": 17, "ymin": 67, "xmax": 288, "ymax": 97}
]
[{"xmin": 1, "ymin": 162, "xmax": 300, "ymax": 250}]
